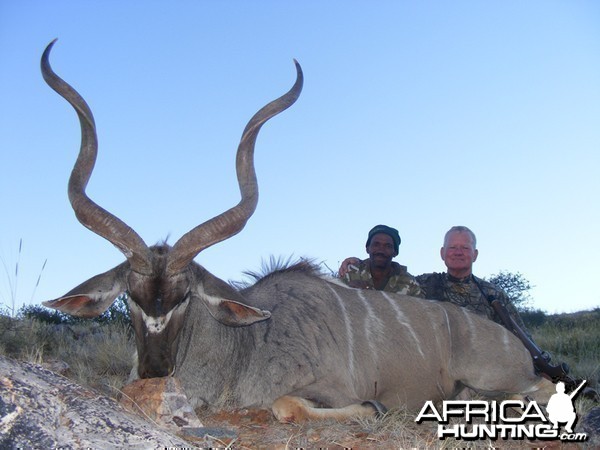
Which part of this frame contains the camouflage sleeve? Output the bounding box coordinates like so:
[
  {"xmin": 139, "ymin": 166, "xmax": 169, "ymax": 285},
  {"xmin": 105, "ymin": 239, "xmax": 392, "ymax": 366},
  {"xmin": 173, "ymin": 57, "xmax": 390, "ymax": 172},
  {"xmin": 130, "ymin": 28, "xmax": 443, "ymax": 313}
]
[
  {"xmin": 407, "ymin": 277, "xmax": 425, "ymax": 298},
  {"xmin": 385, "ymin": 267, "xmax": 425, "ymax": 296},
  {"xmin": 342, "ymin": 261, "xmax": 374, "ymax": 290},
  {"xmin": 389, "ymin": 274, "xmax": 425, "ymax": 297},
  {"xmin": 414, "ymin": 273, "xmax": 444, "ymax": 300}
]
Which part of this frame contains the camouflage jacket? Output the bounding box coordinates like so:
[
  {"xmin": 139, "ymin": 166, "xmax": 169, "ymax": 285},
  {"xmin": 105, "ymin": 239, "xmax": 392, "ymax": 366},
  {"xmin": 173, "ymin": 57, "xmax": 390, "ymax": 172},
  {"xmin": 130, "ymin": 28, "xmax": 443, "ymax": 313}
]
[
  {"xmin": 415, "ymin": 272, "xmax": 528, "ymax": 332},
  {"xmin": 342, "ymin": 259, "xmax": 424, "ymax": 297}
]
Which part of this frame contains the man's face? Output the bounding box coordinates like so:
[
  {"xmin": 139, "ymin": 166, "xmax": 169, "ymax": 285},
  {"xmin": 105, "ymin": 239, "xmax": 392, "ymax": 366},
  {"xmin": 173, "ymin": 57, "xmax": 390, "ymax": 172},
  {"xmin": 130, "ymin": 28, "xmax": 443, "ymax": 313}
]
[
  {"xmin": 440, "ymin": 231, "xmax": 478, "ymax": 276},
  {"xmin": 366, "ymin": 233, "xmax": 397, "ymax": 269}
]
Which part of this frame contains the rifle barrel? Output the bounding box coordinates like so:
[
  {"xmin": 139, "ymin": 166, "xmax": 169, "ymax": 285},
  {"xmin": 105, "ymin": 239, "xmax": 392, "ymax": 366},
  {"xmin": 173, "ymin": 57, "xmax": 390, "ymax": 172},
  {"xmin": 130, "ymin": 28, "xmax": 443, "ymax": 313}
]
[{"xmin": 569, "ymin": 380, "xmax": 587, "ymax": 399}]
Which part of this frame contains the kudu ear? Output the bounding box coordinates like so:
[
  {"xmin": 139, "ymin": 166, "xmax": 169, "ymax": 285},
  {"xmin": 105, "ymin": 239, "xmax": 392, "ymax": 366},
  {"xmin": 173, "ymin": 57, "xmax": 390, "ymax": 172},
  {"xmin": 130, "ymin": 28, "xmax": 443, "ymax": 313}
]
[
  {"xmin": 43, "ymin": 263, "xmax": 128, "ymax": 318},
  {"xmin": 194, "ymin": 271, "xmax": 271, "ymax": 327},
  {"xmin": 206, "ymin": 298, "xmax": 272, "ymax": 327}
]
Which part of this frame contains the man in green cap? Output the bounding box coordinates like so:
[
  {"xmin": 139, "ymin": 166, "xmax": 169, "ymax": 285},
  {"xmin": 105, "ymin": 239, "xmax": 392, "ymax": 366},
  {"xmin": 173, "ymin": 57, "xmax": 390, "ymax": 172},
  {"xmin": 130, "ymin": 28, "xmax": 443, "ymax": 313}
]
[
  {"xmin": 340, "ymin": 225, "xmax": 522, "ymax": 326},
  {"xmin": 340, "ymin": 224, "xmax": 423, "ymax": 296}
]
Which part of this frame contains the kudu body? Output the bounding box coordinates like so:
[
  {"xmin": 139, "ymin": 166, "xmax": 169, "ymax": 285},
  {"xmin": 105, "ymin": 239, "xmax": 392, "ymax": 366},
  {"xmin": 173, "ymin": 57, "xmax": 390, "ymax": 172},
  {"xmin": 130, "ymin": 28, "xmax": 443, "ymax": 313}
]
[{"xmin": 41, "ymin": 41, "xmax": 553, "ymax": 423}]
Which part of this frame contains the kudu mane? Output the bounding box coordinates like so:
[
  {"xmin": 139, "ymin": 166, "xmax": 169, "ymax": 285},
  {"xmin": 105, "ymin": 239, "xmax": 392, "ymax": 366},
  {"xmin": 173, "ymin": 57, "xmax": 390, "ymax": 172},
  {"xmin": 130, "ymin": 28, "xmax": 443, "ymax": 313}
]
[{"xmin": 235, "ymin": 258, "xmax": 323, "ymax": 289}]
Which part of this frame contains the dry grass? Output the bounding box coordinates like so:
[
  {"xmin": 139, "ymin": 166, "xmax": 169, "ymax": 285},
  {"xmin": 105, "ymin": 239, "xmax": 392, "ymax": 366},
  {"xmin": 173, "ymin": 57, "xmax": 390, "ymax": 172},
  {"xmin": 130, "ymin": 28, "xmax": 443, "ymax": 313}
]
[
  {"xmin": 197, "ymin": 405, "xmax": 563, "ymax": 449},
  {"xmin": 532, "ymin": 309, "xmax": 600, "ymax": 395},
  {"xmin": 0, "ymin": 316, "xmax": 134, "ymax": 396}
]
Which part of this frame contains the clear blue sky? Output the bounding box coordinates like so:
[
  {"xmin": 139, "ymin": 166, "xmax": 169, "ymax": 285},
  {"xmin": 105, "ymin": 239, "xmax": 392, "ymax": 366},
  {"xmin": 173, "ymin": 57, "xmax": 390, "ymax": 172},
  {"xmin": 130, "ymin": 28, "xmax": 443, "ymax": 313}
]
[{"xmin": 1, "ymin": 1, "xmax": 599, "ymax": 314}]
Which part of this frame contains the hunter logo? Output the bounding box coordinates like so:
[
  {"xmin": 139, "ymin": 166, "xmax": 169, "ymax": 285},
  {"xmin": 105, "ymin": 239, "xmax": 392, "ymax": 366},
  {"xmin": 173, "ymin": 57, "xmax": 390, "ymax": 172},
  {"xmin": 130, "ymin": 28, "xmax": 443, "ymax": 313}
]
[
  {"xmin": 415, "ymin": 380, "xmax": 588, "ymax": 443},
  {"xmin": 546, "ymin": 380, "xmax": 582, "ymax": 433}
]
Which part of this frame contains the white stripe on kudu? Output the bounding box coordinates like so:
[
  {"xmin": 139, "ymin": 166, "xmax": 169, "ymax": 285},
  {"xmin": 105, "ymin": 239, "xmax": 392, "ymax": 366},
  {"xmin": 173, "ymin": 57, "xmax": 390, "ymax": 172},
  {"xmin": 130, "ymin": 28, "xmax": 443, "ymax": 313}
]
[
  {"xmin": 327, "ymin": 284, "xmax": 357, "ymax": 378},
  {"xmin": 381, "ymin": 292, "xmax": 425, "ymax": 358},
  {"xmin": 357, "ymin": 289, "xmax": 386, "ymax": 359}
]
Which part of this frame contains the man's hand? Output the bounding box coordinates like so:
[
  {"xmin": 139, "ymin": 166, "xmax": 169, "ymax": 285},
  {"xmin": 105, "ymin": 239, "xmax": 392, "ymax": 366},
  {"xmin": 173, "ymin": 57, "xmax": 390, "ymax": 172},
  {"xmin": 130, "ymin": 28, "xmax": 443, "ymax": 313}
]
[{"xmin": 338, "ymin": 257, "xmax": 361, "ymax": 277}]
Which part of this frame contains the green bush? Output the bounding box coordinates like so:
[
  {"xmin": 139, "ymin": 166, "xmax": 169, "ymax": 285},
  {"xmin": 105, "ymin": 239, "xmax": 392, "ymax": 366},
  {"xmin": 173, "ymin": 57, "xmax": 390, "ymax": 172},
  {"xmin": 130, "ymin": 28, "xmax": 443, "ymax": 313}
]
[
  {"xmin": 18, "ymin": 304, "xmax": 69, "ymax": 324},
  {"xmin": 17, "ymin": 294, "xmax": 131, "ymax": 327},
  {"xmin": 520, "ymin": 308, "xmax": 547, "ymax": 328}
]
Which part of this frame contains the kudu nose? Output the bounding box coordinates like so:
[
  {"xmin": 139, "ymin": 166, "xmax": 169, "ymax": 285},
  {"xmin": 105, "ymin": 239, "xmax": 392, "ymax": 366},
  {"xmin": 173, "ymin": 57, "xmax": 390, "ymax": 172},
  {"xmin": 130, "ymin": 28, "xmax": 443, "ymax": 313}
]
[{"xmin": 138, "ymin": 355, "xmax": 173, "ymax": 379}]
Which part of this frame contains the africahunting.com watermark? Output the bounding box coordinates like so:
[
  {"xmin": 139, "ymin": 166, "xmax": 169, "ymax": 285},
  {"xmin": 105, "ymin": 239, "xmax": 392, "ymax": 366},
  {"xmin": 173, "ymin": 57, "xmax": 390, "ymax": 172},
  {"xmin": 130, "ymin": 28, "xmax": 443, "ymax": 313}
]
[{"xmin": 415, "ymin": 380, "xmax": 588, "ymax": 443}]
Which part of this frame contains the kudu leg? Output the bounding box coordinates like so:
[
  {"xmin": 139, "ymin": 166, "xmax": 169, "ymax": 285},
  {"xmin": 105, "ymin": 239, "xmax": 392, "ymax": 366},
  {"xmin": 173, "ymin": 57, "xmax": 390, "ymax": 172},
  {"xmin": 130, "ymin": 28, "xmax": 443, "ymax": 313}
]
[
  {"xmin": 272, "ymin": 395, "xmax": 383, "ymax": 423},
  {"xmin": 522, "ymin": 377, "xmax": 556, "ymax": 405}
]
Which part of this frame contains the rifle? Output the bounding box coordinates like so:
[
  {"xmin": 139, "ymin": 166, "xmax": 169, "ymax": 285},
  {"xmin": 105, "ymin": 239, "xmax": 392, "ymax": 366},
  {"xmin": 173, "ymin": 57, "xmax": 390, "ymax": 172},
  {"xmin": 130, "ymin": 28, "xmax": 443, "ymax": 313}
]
[{"xmin": 488, "ymin": 298, "xmax": 572, "ymax": 384}]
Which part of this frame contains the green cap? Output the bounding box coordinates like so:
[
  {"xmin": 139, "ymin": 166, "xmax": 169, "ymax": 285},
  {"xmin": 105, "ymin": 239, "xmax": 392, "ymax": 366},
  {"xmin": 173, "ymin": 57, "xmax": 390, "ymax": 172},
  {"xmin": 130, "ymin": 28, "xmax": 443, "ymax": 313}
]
[{"xmin": 366, "ymin": 225, "xmax": 401, "ymax": 253}]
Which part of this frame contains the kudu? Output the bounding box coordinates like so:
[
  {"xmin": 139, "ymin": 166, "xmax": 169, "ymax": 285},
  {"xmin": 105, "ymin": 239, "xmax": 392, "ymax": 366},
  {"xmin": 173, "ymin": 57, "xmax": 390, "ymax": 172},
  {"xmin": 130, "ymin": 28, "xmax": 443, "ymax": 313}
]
[{"xmin": 41, "ymin": 40, "xmax": 554, "ymax": 423}]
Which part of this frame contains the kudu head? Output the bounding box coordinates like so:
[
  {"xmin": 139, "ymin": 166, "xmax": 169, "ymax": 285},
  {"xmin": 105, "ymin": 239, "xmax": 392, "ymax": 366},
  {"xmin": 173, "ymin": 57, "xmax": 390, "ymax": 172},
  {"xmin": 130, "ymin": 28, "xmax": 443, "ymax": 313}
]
[{"xmin": 41, "ymin": 40, "xmax": 303, "ymax": 378}]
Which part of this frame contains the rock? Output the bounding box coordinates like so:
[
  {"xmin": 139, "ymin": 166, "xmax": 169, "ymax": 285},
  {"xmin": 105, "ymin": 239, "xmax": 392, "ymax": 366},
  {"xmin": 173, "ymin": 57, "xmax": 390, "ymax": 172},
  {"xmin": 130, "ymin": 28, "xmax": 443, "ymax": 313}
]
[
  {"xmin": 119, "ymin": 378, "xmax": 244, "ymax": 445},
  {"xmin": 41, "ymin": 359, "xmax": 70, "ymax": 375},
  {"xmin": 120, "ymin": 377, "xmax": 204, "ymax": 431},
  {"xmin": 0, "ymin": 355, "xmax": 209, "ymax": 448},
  {"xmin": 182, "ymin": 426, "xmax": 238, "ymax": 442}
]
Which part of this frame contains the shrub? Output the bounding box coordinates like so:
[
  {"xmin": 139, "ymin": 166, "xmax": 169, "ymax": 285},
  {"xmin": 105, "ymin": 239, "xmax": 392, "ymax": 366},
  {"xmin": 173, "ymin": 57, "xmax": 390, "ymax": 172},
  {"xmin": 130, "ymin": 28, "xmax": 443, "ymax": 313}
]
[
  {"xmin": 520, "ymin": 308, "xmax": 547, "ymax": 328},
  {"xmin": 18, "ymin": 304, "xmax": 69, "ymax": 324},
  {"xmin": 17, "ymin": 294, "xmax": 131, "ymax": 327}
]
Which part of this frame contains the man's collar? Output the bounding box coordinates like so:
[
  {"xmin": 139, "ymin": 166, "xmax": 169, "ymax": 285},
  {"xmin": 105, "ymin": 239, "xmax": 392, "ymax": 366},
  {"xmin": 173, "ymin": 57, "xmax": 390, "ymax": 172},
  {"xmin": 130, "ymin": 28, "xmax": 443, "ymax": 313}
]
[
  {"xmin": 390, "ymin": 261, "xmax": 408, "ymax": 275},
  {"xmin": 365, "ymin": 259, "xmax": 407, "ymax": 275},
  {"xmin": 446, "ymin": 272, "xmax": 473, "ymax": 283}
]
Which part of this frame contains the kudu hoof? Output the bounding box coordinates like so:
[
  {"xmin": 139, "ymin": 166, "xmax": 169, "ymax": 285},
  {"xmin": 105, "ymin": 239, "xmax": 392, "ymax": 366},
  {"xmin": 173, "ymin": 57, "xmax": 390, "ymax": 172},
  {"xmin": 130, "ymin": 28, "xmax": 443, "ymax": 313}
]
[{"xmin": 362, "ymin": 400, "xmax": 388, "ymax": 418}]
